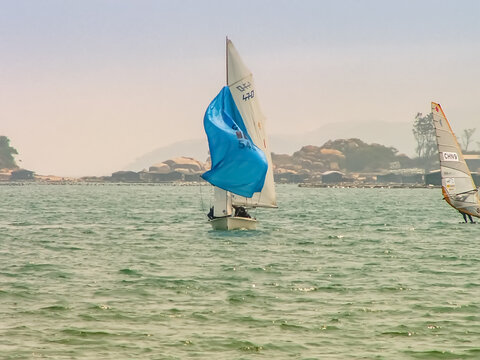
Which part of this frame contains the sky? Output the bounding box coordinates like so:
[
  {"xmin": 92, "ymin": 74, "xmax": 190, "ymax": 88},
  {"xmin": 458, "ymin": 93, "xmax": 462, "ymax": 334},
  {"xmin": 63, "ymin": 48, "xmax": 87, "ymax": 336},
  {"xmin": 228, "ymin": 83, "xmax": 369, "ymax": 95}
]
[{"xmin": 1, "ymin": 0, "xmax": 479, "ymax": 176}]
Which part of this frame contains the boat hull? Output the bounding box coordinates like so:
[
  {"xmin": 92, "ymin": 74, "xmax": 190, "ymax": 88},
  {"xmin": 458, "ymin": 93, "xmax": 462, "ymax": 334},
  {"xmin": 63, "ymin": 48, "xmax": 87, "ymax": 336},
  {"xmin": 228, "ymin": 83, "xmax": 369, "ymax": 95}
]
[{"xmin": 209, "ymin": 216, "xmax": 257, "ymax": 230}]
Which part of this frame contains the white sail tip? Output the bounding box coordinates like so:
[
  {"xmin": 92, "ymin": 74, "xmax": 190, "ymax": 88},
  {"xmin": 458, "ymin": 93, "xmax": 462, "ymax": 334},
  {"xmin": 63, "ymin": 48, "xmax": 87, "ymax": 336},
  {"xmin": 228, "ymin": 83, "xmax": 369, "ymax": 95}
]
[{"xmin": 431, "ymin": 102, "xmax": 443, "ymax": 114}]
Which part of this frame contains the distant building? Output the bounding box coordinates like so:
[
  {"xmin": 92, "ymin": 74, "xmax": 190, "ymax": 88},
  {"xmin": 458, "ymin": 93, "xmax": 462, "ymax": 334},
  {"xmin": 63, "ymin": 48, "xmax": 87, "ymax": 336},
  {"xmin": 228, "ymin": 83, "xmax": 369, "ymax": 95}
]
[
  {"xmin": 376, "ymin": 173, "xmax": 402, "ymax": 183},
  {"xmin": 425, "ymin": 170, "xmax": 441, "ymax": 186},
  {"xmin": 401, "ymin": 173, "xmax": 424, "ymax": 184},
  {"xmin": 322, "ymin": 171, "xmax": 344, "ymax": 183},
  {"xmin": 184, "ymin": 173, "xmax": 204, "ymax": 182},
  {"xmin": 10, "ymin": 169, "xmax": 34, "ymax": 180},
  {"xmin": 110, "ymin": 171, "xmax": 140, "ymax": 182},
  {"xmin": 139, "ymin": 171, "xmax": 183, "ymax": 182},
  {"xmin": 377, "ymin": 169, "xmax": 424, "ymax": 184},
  {"xmin": 274, "ymin": 172, "xmax": 309, "ymax": 183}
]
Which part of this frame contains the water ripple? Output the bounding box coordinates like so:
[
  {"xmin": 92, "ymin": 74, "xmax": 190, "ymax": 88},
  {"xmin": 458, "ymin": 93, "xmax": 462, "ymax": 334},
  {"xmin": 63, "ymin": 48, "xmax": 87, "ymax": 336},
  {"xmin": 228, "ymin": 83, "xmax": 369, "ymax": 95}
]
[{"xmin": 0, "ymin": 184, "xmax": 479, "ymax": 358}]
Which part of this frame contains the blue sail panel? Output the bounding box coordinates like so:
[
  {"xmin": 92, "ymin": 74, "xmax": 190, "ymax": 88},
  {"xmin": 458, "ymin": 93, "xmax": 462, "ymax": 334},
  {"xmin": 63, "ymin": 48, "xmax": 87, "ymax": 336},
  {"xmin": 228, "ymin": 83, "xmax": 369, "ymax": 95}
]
[{"xmin": 202, "ymin": 86, "xmax": 268, "ymax": 198}]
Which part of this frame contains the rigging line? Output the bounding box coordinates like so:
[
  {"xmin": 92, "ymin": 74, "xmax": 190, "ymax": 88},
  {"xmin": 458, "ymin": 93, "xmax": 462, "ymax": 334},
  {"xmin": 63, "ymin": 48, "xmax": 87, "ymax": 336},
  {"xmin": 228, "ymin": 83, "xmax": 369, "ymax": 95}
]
[
  {"xmin": 199, "ymin": 182, "xmax": 206, "ymax": 212},
  {"xmin": 454, "ymin": 188, "xmax": 478, "ymax": 196}
]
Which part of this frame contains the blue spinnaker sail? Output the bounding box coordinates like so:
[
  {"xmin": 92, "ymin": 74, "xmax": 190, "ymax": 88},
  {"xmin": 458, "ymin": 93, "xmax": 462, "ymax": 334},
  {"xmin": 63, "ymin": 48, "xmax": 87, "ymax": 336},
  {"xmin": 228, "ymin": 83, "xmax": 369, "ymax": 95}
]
[{"xmin": 202, "ymin": 86, "xmax": 267, "ymax": 198}]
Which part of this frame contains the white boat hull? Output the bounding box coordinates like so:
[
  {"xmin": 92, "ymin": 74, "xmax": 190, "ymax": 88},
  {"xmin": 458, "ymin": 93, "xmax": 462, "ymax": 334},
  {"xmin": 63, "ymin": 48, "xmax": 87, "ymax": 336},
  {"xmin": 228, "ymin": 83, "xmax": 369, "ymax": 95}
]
[{"xmin": 209, "ymin": 216, "xmax": 257, "ymax": 230}]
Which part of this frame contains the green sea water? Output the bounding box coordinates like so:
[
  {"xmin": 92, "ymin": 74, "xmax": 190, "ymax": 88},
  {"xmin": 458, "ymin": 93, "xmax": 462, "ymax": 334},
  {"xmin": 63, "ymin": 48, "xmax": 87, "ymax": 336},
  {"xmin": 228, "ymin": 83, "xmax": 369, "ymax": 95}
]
[{"xmin": 1, "ymin": 183, "xmax": 479, "ymax": 359}]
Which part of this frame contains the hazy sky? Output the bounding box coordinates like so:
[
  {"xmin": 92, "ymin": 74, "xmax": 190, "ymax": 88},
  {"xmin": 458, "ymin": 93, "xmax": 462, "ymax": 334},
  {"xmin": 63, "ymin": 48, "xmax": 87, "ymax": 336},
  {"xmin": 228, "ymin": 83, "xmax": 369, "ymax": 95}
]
[{"xmin": 1, "ymin": 0, "xmax": 479, "ymax": 176}]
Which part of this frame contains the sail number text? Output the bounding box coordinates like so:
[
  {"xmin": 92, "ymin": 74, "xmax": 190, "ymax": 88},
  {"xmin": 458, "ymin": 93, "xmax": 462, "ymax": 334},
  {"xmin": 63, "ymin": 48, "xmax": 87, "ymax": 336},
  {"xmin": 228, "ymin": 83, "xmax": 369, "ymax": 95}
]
[
  {"xmin": 236, "ymin": 82, "xmax": 255, "ymax": 101},
  {"xmin": 232, "ymin": 124, "xmax": 254, "ymax": 150},
  {"xmin": 442, "ymin": 152, "xmax": 459, "ymax": 162}
]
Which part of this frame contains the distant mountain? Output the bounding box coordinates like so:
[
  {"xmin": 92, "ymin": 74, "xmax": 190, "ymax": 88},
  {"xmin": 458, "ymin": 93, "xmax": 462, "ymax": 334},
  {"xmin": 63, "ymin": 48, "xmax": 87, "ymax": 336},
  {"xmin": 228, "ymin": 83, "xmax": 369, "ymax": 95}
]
[
  {"xmin": 124, "ymin": 139, "xmax": 209, "ymax": 171},
  {"xmin": 124, "ymin": 121, "xmax": 415, "ymax": 171},
  {"xmin": 270, "ymin": 121, "xmax": 415, "ymax": 156}
]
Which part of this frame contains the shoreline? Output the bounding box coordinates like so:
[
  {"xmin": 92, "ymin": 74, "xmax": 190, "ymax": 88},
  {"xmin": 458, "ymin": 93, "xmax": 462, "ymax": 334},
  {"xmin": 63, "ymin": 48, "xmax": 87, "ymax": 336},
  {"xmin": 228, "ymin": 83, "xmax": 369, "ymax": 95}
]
[
  {"xmin": 0, "ymin": 179, "xmax": 440, "ymax": 189},
  {"xmin": 298, "ymin": 183, "xmax": 440, "ymax": 189}
]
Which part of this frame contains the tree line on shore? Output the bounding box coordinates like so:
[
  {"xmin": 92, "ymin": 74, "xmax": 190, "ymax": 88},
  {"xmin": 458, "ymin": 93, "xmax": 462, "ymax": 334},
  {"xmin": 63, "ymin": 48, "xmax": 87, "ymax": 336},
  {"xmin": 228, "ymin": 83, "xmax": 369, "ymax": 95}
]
[
  {"xmin": 413, "ymin": 112, "xmax": 478, "ymax": 172},
  {"xmin": 0, "ymin": 136, "xmax": 18, "ymax": 169}
]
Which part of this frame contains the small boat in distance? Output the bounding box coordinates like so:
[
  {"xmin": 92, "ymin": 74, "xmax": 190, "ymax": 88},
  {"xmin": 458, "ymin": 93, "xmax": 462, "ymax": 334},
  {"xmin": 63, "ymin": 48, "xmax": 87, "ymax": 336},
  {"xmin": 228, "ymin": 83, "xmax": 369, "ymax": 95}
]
[
  {"xmin": 431, "ymin": 102, "xmax": 480, "ymax": 222},
  {"xmin": 201, "ymin": 38, "xmax": 277, "ymax": 230}
]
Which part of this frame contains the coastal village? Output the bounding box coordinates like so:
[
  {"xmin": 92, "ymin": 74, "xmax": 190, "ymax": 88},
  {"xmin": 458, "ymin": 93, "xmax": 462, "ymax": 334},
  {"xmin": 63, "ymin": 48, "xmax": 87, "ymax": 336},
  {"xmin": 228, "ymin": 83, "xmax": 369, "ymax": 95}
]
[{"xmin": 2, "ymin": 137, "xmax": 480, "ymax": 188}]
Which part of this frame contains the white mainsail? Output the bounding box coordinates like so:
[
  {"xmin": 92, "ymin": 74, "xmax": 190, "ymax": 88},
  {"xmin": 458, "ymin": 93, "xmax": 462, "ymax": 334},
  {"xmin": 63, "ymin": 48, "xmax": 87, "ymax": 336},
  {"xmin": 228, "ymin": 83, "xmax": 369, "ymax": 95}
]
[
  {"xmin": 213, "ymin": 187, "xmax": 232, "ymax": 217},
  {"xmin": 226, "ymin": 39, "xmax": 277, "ymax": 208},
  {"xmin": 431, "ymin": 102, "xmax": 480, "ymax": 218}
]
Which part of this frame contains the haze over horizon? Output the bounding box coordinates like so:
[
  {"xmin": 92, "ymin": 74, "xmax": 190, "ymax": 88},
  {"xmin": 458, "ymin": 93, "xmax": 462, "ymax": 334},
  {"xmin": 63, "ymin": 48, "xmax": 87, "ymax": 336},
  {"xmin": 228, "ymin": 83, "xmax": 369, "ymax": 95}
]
[{"xmin": 1, "ymin": 0, "xmax": 479, "ymax": 177}]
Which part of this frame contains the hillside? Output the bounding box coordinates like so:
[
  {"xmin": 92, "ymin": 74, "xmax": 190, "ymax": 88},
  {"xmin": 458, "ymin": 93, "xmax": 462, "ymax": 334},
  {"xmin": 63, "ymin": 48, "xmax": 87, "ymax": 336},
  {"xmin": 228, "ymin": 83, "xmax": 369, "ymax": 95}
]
[
  {"xmin": 273, "ymin": 138, "xmax": 415, "ymax": 175},
  {"xmin": 125, "ymin": 121, "xmax": 415, "ymax": 172},
  {"xmin": 270, "ymin": 121, "xmax": 414, "ymax": 156},
  {"xmin": 125, "ymin": 139, "xmax": 208, "ymax": 172}
]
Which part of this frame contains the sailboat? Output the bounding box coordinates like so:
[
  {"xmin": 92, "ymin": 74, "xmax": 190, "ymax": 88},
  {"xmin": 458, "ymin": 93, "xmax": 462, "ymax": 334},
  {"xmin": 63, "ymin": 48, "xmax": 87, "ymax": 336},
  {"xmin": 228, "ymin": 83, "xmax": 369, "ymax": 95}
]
[
  {"xmin": 431, "ymin": 102, "xmax": 480, "ymax": 222},
  {"xmin": 201, "ymin": 38, "xmax": 277, "ymax": 230}
]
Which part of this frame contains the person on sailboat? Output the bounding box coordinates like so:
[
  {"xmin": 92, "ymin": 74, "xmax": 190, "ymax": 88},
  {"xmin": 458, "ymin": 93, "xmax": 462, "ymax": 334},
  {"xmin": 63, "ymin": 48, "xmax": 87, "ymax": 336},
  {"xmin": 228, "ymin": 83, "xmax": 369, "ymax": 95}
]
[
  {"xmin": 207, "ymin": 207, "xmax": 215, "ymax": 220},
  {"xmin": 207, "ymin": 205, "xmax": 251, "ymax": 219},
  {"xmin": 459, "ymin": 210, "xmax": 475, "ymax": 223},
  {"xmin": 233, "ymin": 205, "xmax": 251, "ymax": 218}
]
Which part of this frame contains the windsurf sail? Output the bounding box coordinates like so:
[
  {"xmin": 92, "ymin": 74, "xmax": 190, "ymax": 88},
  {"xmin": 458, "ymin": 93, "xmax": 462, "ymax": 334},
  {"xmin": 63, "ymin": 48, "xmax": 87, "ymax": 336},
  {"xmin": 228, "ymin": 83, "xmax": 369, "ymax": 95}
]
[{"xmin": 431, "ymin": 102, "xmax": 480, "ymax": 217}]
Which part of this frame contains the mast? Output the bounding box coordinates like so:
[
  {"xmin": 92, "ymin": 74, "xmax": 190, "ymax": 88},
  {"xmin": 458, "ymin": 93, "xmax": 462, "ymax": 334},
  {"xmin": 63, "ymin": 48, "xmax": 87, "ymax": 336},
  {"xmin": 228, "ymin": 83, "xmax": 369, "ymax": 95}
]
[
  {"xmin": 226, "ymin": 36, "xmax": 229, "ymax": 85},
  {"xmin": 212, "ymin": 36, "xmax": 232, "ymax": 218}
]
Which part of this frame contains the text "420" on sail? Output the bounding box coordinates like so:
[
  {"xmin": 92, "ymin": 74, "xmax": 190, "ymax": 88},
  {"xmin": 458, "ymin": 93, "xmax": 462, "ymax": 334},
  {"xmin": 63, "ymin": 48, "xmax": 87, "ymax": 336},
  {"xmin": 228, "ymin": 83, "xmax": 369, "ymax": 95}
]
[{"xmin": 236, "ymin": 82, "xmax": 255, "ymax": 101}]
